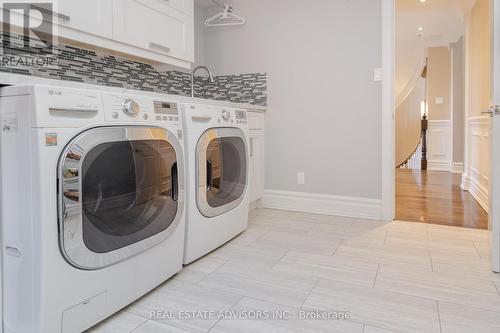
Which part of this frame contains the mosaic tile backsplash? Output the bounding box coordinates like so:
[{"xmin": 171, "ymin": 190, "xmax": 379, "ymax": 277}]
[{"xmin": 0, "ymin": 34, "xmax": 267, "ymax": 106}]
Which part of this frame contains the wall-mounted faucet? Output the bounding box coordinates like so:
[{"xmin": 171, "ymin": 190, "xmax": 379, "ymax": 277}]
[{"xmin": 191, "ymin": 65, "xmax": 215, "ymax": 98}]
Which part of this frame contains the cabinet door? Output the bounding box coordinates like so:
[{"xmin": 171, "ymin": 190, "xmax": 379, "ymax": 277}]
[
  {"xmin": 57, "ymin": 0, "xmax": 113, "ymax": 39},
  {"xmin": 249, "ymin": 130, "xmax": 265, "ymax": 203},
  {"xmin": 112, "ymin": 0, "xmax": 194, "ymax": 63}
]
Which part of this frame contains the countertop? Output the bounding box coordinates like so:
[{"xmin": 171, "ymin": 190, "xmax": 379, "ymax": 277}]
[{"xmin": 0, "ymin": 72, "xmax": 267, "ymax": 113}]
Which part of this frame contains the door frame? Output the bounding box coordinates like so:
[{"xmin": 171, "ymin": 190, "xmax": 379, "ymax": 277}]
[
  {"xmin": 381, "ymin": 0, "xmax": 396, "ymax": 221},
  {"xmin": 382, "ymin": 0, "xmax": 500, "ymax": 271}
]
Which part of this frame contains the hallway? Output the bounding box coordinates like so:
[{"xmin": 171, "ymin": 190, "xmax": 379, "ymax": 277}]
[{"xmin": 396, "ymin": 169, "xmax": 488, "ymax": 229}]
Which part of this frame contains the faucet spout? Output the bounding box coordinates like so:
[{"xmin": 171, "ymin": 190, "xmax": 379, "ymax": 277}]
[{"xmin": 191, "ymin": 65, "xmax": 215, "ymax": 98}]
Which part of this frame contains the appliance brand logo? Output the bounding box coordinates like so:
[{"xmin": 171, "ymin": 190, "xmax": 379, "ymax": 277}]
[{"xmin": 48, "ymin": 89, "xmax": 62, "ymax": 96}]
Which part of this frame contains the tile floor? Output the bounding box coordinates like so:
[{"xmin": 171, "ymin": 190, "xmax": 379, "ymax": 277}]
[{"xmin": 88, "ymin": 209, "xmax": 500, "ymax": 333}]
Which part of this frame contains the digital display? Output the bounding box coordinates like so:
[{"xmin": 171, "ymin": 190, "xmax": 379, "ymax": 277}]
[
  {"xmin": 235, "ymin": 110, "xmax": 247, "ymax": 120},
  {"xmin": 154, "ymin": 101, "xmax": 178, "ymax": 115}
]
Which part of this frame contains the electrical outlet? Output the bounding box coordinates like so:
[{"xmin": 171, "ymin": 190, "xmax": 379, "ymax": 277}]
[{"xmin": 297, "ymin": 172, "xmax": 305, "ymax": 185}]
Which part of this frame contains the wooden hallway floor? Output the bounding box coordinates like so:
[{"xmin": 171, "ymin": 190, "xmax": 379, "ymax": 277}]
[{"xmin": 396, "ymin": 169, "xmax": 489, "ymax": 229}]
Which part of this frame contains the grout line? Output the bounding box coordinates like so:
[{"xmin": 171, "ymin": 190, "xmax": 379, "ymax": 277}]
[
  {"xmin": 472, "ymin": 241, "xmax": 482, "ymax": 258},
  {"xmin": 372, "ymin": 264, "xmax": 381, "ymax": 288},
  {"xmin": 332, "ymin": 239, "xmax": 344, "ymax": 256},
  {"xmin": 299, "ymin": 277, "xmax": 318, "ymax": 310},
  {"xmin": 383, "ymin": 231, "xmax": 388, "ymax": 245},
  {"xmin": 429, "ymin": 251, "xmax": 434, "ymax": 272},
  {"xmin": 436, "ymin": 301, "xmax": 443, "ymax": 333},
  {"xmin": 130, "ymin": 320, "xmax": 149, "ymax": 333},
  {"xmin": 493, "ymin": 281, "xmax": 500, "ymax": 297}
]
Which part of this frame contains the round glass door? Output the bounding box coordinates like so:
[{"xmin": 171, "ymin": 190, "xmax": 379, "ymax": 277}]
[
  {"xmin": 58, "ymin": 127, "xmax": 184, "ymax": 270},
  {"xmin": 196, "ymin": 128, "xmax": 248, "ymax": 217}
]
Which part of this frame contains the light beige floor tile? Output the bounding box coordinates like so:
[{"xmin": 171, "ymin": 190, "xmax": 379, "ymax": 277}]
[
  {"xmin": 430, "ymin": 250, "xmax": 492, "ymax": 271},
  {"xmin": 363, "ymin": 325, "xmax": 399, "ymax": 333},
  {"xmin": 211, "ymin": 297, "xmax": 363, "ymax": 333},
  {"xmin": 174, "ymin": 257, "xmax": 226, "ymax": 284},
  {"xmin": 385, "ymin": 233, "xmax": 478, "ymax": 256},
  {"xmin": 438, "ymin": 301, "xmax": 500, "ymax": 333},
  {"xmin": 228, "ymin": 228, "xmax": 269, "ymax": 246},
  {"xmin": 250, "ymin": 216, "xmax": 316, "ymax": 234},
  {"xmin": 125, "ymin": 280, "xmax": 240, "ymax": 333},
  {"xmin": 431, "ymin": 262, "xmax": 500, "ymax": 283},
  {"xmin": 426, "ymin": 226, "xmax": 490, "ymax": 242},
  {"xmin": 304, "ymin": 280, "xmax": 441, "ymax": 333},
  {"xmin": 198, "ymin": 263, "xmax": 314, "ymax": 308},
  {"xmin": 274, "ymin": 251, "xmax": 379, "ymax": 287},
  {"xmin": 133, "ymin": 320, "xmax": 193, "ymax": 333},
  {"xmin": 375, "ymin": 264, "xmax": 500, "ymax": 312},
  {"xmin": 87, "ymin": 311, "xmax": 146, "ymax": 333},
  {"xmin": 250, "ymin": 231, "xmax": 341, "ymax": 255},
  {"xmin": 289, "ymin": 212, "xmax": 358, "ymax": 225},
  {"xmin": 474, "ymin": 241, "xmax": 491, "ymax": 258},
  {"xmin": 273, "ymin": 258, "xmax": 377, "ymax": 288},
  {"xmin": 206, "ymin": 243, "xmax": 287, "ymax": 268},
  {"xmin": 384, "ymin": 221, "xmax": 428, "ymax": 235},
  {"xmin": 335, "ymin": 242, "xmax": 432, "ymax": 266},
  {"xmin": 252, "ymin": 208, "xmax": 292, "ymax": 219},
  {"xmin": 494, "ymin": 281, "xmax": 500, "ymax": 296}
]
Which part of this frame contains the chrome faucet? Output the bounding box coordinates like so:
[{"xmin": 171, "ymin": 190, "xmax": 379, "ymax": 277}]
[{"xmin": 191, "ymin": 65, "xmax": 215, "ymax": 97}]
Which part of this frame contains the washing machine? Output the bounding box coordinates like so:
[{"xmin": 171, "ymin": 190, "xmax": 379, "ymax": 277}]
[
  {"xmin": 0, "ymin": 85, "xmax": 186, "ymax": 333},
  {"xmin": 182, "ymin": 103, "xmax": 250, "ymax": 264}
]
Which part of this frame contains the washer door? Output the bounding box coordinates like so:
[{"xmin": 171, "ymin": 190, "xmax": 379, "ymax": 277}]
[
  {"xmin": 58, "ymin": 126, "xmax": 184, "ymax": 270},
  {"xmin": 196, "ymin": 128, "xmax": 248, "ymax": 218}
]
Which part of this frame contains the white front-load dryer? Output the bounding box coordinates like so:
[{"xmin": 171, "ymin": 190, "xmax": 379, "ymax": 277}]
[
  {"xmin": 182, "ymin": 103, "xmax": 250, "ymax": 264},
  {"xmin": 0, "ymin": 85, "xmax": 185, "ymax": 333}
]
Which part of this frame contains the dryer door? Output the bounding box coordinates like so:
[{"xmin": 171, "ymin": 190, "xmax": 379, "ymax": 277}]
[
  {"xmin": 58, "ymin": 126, "xmax": 184, "ymax": 270},
  {"xmin": 196, "ymin": 128, "xmax": 248, "ymax": 217}
]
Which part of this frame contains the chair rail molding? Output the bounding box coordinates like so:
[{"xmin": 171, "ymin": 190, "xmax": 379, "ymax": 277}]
[
  {"xmin": 262, "ymin": 190, "xmax": 384, "ymax": 220},
  {"xmin": 427, "ymin": 120, "xmax": 452, "ymax": 171},
  {"xmin": 462, "ymin": 116, "xmax": 490, "ymax": 211}
]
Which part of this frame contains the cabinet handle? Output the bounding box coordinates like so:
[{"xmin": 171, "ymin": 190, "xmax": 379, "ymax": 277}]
[
  {"xmin": 149, "ymin": 42, "xmax": 171, "ymax": 54},
  {"xmin": 31, "ymin": 5, "xmax": 70, "ymax": 21},
  {"xmin": 54, "ymin": 11, "xmax": 70, "ymax": 21},
  {"xmin": 250, "ymin": 137, "xmax": 254, "ymax": 157}
]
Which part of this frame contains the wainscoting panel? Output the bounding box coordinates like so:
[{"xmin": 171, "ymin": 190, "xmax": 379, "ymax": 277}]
[
  {"xmin": 261, "ymin": 190, "xmax": 383, "ymax": 220},
  {"xmin": 463, "ymin": 116, "xmax": 490, "ymax": 211},
  {"xmin": 427, "ymin": 120, "xmax": 452, "ymax": 171}
]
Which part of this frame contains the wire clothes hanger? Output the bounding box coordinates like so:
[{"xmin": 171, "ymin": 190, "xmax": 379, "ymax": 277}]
[{"xmin": 204, "ymin": 0, "xmax": 246, "ymax": 27}]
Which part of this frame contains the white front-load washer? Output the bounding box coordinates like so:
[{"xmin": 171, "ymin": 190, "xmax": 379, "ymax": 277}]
[
  {"xmin": 182, "ymin": 103, "xmax": 250, "ymax": 264},
  {"xmin": 0, "ymin": 85, "xmax": 186, "ymax": 333}
]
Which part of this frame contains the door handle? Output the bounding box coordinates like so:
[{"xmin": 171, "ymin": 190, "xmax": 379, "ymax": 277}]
[
  {"xmin": 482, "ymin": 105, "xmax": 500, "ymax": 117},
  {"xmin": 171, "ymin": 162, "xmax": 178, "ymax": 202},
  {"xmin": 149, "ymin": 42, "xmax": 171, "ymax": 54}
]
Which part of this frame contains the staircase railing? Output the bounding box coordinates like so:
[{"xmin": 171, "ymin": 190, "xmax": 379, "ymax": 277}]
[{"xmin": 397, "ymin": 116, "xmax": 428, "ymax": 170}]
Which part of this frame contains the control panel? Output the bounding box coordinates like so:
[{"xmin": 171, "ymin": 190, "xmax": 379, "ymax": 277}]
[
  {"xmin": 102, "ymin": 93, "xmax": 181, "ymax": 125},
  {"xmin": 183, "ymin": 103, "xmax": 248, "ymax": 128}
]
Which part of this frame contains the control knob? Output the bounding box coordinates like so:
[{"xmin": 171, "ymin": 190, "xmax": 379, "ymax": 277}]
[
  {"xmin": 221, "ymin": 110, "xmax": 231, "ymax": 121},
  {"xmin": 122, "ymin": 98, "xmax": 140, "ymax": 116}
]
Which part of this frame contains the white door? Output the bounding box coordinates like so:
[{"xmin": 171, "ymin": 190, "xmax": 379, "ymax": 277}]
[
  {"xmin": 57, "ymin": 0, "xmax": 113, "ymax": 39},
  {"xmin": 489, "ymin": 0, "xmax": 500, "ymax": 272}
]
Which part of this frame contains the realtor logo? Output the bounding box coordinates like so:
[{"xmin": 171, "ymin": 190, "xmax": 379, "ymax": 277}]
[
  {"xmin": 0, "ymin": 1, "xmax": 59, "ymax": 68},
  {"xmin": 1, "ymin": 2, "xmax": 54, "ymax": 51}
]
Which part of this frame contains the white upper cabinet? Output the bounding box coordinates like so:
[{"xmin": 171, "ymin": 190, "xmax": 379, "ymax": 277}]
[
  {"xmin": 112, "ymin": 0, "xmax": 194, "ymax": 64},
  {"xmin": 57, "ymin": 0, "xmax": 113, "ymax": 39}
]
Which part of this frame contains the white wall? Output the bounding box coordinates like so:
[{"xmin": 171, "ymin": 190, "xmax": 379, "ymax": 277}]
[
  {"xmin": 196, "ymin": 0, "xmax": 383, "ymax": 209},
  {"xmin": 395, "ymin": 78, "xmax": 425, "ymax": 167}
]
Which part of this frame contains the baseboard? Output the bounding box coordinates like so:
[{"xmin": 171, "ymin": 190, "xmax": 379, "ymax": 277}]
[
  {"xmin": 261, "ymin": 190, "xmax": 383, "ymax": 220},
  {"xmin": 451, "ymin": 162, "xmax": 464, "ymax": 174},
  {"xmin": 462, "ymin": 175, "xmax": 489, "ymax": 212},
  {"xmin": 428, "ymin": 160, "xmax": 451, "ymax": 172}
]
